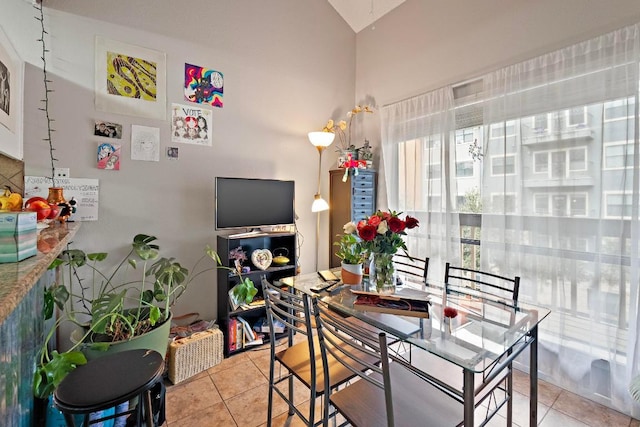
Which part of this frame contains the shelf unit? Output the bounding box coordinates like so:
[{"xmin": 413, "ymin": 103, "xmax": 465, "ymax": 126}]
[
  {"xmin": 216, "ymin": 232, "xmax": 296, "ymax": 356},
  {"xmin": 329, "ymin": 169, "xmax": 376, "ymax": 268}
]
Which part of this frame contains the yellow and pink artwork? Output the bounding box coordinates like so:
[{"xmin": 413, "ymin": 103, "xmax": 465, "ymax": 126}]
[{"xmin": 106, "ymin": 51, "xmax": 157, "ymax": 101}]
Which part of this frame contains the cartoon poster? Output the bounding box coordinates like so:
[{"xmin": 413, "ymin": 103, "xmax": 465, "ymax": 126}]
[
  {"xmin": 94, "ymin": 120, "xmax": 122, "ymax": 139},
  {"xmin": 184, "ymin": 63, "xmax": 223, "ymax": 108},
  {"xmin": 171, "ymin": 103, "xmax": 212, "ymax": 146},
  {"xmin": 131, "ymin": 125, "xmax": 160, "ymax": 161},
  {"xmin": 97, "ymin": 142, "xmax": 121, "ymax": 170}
]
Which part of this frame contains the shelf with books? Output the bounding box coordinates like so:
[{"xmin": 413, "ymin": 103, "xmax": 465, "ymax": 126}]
[{"xmin": 217, "ymin": 233, "xmax": 296, "ymax": 356}]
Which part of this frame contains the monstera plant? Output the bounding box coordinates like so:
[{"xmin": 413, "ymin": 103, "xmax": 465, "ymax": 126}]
[{"xmin": 34, "ymin": 233, "xmax": 235, "ymax": 399}]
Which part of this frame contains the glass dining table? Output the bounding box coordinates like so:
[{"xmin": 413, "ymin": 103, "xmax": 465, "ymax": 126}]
[{"xmin": 279, "ymin": 271, "xmax": 551, "ymax": 427}]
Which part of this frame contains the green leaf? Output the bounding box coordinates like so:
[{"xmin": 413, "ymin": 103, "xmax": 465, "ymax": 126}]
[
  {"xmin": 206, "ymin": 246, "xmax": 222, "ymax": 265},
  {"xmin": 87, "ymin": 252, "xmax": 108, "ymax": 262},
  {"xmin": 148, "ymin": 306, "xmax": 160, "ymax": 325},
  {"xmin": 63, "ymin": 249, "xmax": 87, "ymax": 267},
  {"xmin": 43, "ymin": 290, "xmax": 54, "ymax": 320},
  {"xmin": 231, "ymin": 278, "xmax": 258, "ymax": 304},
  {"xmin": 88, "ymin": 342, "xmax": 110, "ymax": 352},
  {"xmin": 51, "ymin": 284, "xmax": 70, "ymax": 311},
  {"xmin": 48, "ymin": 258, "xmax": 64, "ymax": 269},
  {"xmin": 33, "ymin": 350, "xmax": 87, "ymax": 399},
  {"xmin": 132, "ymin": 234, "xmax": 160, "ymax": 260},
  {"xmin": 90, "ymin": 291, "xmax": 126, "ymax": 333},
  {"xmin": 142, "ymin": 289, "xmax": 155, "ymax": 304}
]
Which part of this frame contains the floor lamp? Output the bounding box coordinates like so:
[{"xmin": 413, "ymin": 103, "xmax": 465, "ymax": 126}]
[{"xmin": 308, "ymin": 131, "xmax": 335, "ymax": 272}]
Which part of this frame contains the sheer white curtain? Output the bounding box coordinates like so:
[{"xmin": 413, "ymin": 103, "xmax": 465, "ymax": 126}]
[
  {"xmin": 381, "ymin": 87, "xmax": 461, "ymax": 280},
  {"xmin": 481, "ymin": 23, "xmax": 640, "ymax": 416}
]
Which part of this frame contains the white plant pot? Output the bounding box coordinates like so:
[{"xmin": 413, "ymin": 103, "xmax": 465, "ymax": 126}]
[{"xmin": 341, "ymin": 262, "xmax": 363, "ymax": 285}]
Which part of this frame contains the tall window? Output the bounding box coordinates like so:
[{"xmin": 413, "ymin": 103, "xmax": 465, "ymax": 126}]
[{"xmin": 382, "ymin": 22, "xmax": 640, "ymax": 417}]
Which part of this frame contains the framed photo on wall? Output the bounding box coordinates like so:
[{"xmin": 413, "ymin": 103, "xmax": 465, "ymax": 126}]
[
  {"xmin": 0, "ymin": 25, "xmax": 23, "ymax": 159},
  {"xmin": 95, "ymin": 36, "xmax": 166, "ymax": 120}
]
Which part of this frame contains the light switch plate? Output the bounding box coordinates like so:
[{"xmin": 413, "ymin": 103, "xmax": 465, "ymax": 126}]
[{"xmin": 54, "ymin": 168, "xmax": 70, "ymax": 178}]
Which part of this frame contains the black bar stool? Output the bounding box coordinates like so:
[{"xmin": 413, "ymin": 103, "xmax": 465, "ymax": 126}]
[{"xmin": 53, "ymin": 349, "xmax": 164, "ymax": 427}]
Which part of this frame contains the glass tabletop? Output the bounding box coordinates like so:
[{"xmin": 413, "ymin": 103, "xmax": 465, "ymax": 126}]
[{"xmin": 279, "ymin": 272, "xmax": 550, "ymax": 373}]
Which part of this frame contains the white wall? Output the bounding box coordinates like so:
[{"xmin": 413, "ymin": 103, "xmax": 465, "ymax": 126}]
[
  {"xmin": 356, "ymin": 0, "xmax": 640, "ymax": 208},
  {"xmin": 1, "ymin": 0, "xmax": 356, "ymax": 320}
]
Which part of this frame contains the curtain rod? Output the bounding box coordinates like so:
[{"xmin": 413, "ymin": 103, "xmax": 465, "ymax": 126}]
[{"xmin": 382, "ymin": 77, "xmax": 483, "ymax": 108}]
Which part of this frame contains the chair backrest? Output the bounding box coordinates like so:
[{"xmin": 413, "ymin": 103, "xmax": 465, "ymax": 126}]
[
  {"xmin": 261, "ymin": 276, "xmax": 315, "ymax": 348},
  {"xmin": 444, "ymin": 262, "xmax": 520, "ymax": 305},
  {"xmin": 393, "ymin": 253, "xmax": 429, "ymax": 283},
  {"xmin": 312, "ymin": 297, "xmax": 395, "ymax": 426}
]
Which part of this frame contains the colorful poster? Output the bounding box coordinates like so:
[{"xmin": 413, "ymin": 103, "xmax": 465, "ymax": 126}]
[
  {"xmin": 97, "ymin": 142, "xmax": 121, "ymax": 170},
  {"xmin": 171, "ymin": 103, "xmax": 212, "ymax": 146},
  {"xmin": 95, "ymin": 37, "xmax": 166, "ymax": 120},
  {"xmin": 184, "ymin": 63, "xmax": 223, "ymax": 108},
  {"xmin": 131, "ymin": 125, "xmax": 160, "ymax": 161}
]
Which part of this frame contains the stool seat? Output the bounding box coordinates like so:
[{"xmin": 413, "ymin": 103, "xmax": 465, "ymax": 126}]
[{"xmin": 54, "ymin": 349, "xmax": 164, "ymax": 426}]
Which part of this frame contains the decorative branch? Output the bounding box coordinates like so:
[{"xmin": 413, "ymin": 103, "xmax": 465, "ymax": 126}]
[{"xmin": 34, "ymin": 1, "xmax": 57, "ymax": 186}]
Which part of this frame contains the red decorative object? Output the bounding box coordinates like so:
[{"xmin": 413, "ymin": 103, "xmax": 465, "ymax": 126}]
[{"xmin": 443, "ymin": 306, "xmax": 459, "ymax": 318}]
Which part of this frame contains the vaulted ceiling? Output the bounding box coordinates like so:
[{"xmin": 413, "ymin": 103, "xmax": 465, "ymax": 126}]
[{"xmin": 328, "ymin": 0, "xmax": 406, "ymax": 33}]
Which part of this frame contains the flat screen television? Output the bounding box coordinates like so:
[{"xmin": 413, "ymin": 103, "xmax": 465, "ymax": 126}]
[{"xmin": 215, "ymin": 177, "xmax": 295, "ymax": 230}]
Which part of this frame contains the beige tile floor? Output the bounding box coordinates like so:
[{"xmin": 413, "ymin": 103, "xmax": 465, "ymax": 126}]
[{"xmin": 164, "ymin": 343, "xmax": 640, "ymax": 427}]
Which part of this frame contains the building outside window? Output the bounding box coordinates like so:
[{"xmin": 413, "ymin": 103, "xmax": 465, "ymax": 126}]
[{"xmin": 491, "ymin": 154, "xmax": 516, "ymax": 176}]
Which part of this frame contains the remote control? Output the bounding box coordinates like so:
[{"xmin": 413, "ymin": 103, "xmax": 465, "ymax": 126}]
[
  {"xmin": 310, "ymin": 282, "xmax": 334, "ymax": 293},
  {"xmin": 326, "ymin": 282, "xmax": 344, "ymax": 294}
]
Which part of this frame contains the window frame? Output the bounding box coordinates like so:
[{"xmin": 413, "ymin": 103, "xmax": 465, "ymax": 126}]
[
  {"xmin": 604, "ymin": 191, "xmax": 633, "ymax": 219},
  {"xmin": 490, "ymin": 153, "xmax": 517, "ymax": 176},
  {"xmin": 565, "ymin": 106, "xmax": 588, "ymax": 127},
  {"xmin": 603, "ymin": 141, "xmax": 635, "ymax": 170}
]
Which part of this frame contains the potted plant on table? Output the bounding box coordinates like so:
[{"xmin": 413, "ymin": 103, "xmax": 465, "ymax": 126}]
[
  {"xmin": 334, "ymin": 222, "xmax": 367, "ymax": 285},
  {"xmin": 33, "ymin": 233, "xmax": 251, "ymax": 400}
]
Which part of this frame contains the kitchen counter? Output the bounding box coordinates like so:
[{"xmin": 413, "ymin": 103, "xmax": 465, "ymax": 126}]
[{"xmin": 0, "ymin": 221, "xmax": 80, "ymax": 325}]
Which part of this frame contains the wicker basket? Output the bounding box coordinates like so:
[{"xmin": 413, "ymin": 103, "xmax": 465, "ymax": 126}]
[{"xmin": 168, "ymin": 327, "xmax": 223, "ymax": 384}]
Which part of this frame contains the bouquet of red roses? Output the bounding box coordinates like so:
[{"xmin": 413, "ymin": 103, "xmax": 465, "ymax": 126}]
[{"xmin": 356, "ymin": 210, "xmax": 419, "ymax": 255}]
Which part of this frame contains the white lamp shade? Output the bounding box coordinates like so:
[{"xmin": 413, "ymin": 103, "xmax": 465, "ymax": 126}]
[
  {"xmin": 311, "ymin": 194, "xmax": 329, "ymax": 212},
  {"xmin": 308, "ymin": 131, "xmax": 335, "ymax": 148}
]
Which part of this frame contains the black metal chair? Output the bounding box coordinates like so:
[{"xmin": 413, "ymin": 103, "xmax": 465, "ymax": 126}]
[
  {"xmin": 312, "ymin": 297, "xmax": 463, "ymax": 427},
  {"xmin": 444, "ymin": 262, "xmax": 520, "ymax": 305},
  {"xmin": 393, "ymin": 253, "xmax": 429, "ymax": 285},
  {"xmin": 410, "ymin": 263, "xmax": 521, "ymax": 426},
  {"xmin": 53, "ymin": 349, "xmax": 164, "ymax": 427},
  {"xmin": 261, "ymin": 277, "xmax": 375, "ymax": 426}
]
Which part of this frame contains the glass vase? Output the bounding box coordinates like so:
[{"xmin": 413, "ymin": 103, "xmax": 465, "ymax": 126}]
[{"xmin": 369, "ymin": 253, "xmax": 396, "ymax": 295}]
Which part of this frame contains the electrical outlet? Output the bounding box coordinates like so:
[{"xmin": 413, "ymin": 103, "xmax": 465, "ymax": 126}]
[{"xmin": 54, "ymin": 168, "xmax": 70, "ymax": 178}]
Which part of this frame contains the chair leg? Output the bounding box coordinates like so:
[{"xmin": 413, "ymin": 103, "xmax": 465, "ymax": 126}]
[
  {"xmin": 143, "ymin": 389, "xmax": 155, "ymax": 427},
  {"xmin": 267, "ymin": 360, "xmax": 275, "ymax": 427},
  {"xmin": 288, "ymin": 371, "xmax": 295, "ymax": 416},
  {"xmin": 62, "ymin": 412, "xmax": 77, "ymax": 427},
  {"xmin": 507, "ymin": 364, "xmax": 513, "ymax": 426}
]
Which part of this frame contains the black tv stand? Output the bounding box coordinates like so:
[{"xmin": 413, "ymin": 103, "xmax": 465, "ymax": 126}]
[{"xmin": 217, "ymin": 232, "xmax": 297, "ymax": 356}]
